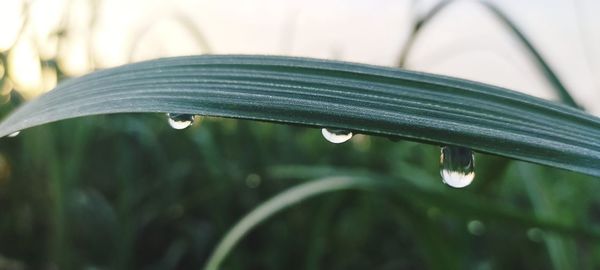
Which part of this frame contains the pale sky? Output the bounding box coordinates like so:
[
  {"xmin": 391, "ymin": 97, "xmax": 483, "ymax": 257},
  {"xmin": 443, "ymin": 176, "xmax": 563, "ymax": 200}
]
[{"xmin": 1, "ymin": 0, "xmax": 599, "ymax": 114}]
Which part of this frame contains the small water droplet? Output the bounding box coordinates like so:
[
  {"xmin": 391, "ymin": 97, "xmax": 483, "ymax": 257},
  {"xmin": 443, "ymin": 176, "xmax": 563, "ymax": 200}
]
[
  {"xmin": 8, "ymin": 131, "xmax": 20, "ymax": 137},
  {"xmin": 321, "ymin": 128, "xmax": 352, "ymax": 144},
  {"xmin": 440, "ymin": 146, "xmax": 475, "ymax": 188},
  {"xmin": 167, "ymin": 113, "xmax": 194, "ymax": 130}
]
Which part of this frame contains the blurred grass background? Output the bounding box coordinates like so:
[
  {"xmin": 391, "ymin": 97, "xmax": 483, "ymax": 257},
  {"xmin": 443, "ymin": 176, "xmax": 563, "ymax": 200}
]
[{"xmin": 1, "ymin": 0, "xmax": 600, "ymax": 269}]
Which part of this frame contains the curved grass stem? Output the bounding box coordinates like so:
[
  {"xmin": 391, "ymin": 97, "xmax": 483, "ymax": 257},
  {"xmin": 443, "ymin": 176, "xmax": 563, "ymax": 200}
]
[{"xmin": 202, "ymin": 176, "xmax": 375, "ymax": 270}]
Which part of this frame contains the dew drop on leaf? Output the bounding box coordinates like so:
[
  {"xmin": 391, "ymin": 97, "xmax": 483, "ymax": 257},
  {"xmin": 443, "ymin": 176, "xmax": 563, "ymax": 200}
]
[
  {"xmin": 7, "ymin": 131, "xmax": 20, "ymax": 137},
  {"xmin": 440, "ymin": 146, "xmax": 475, "ymax": 188},
  {"xmin": 167, "ymin": 113, "xmax": 194, "ymax": 130},
  {"xmin": 321, "ymin": 128, "xmax": 352, "ymax": 144}
]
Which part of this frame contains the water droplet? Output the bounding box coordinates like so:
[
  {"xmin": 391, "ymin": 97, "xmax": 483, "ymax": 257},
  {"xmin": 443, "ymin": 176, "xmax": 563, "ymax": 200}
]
[
  {"xmin": 167, "ymin": 113, "xmax": 194, "ymax": 130},
  {"xmin": 321, "ymin": 128, "xmax": 352, "ymax": 144},
  {"xmin": 467, "ymin": 220, "xmax": 485, "ymax": 236},
  {"xmin": 7, "ymin": 131, "xmax": 20, "ymax": 137},
  {"xmin": 440, "ymin": 146, "xmax": 475, "ymax": 188}
]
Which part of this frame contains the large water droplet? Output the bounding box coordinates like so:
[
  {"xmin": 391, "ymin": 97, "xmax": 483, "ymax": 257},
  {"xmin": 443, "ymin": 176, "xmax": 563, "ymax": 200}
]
[
  {"xmin": 167, "ymin": 113, "xmax": 194, "ymax": 130},
  {"xmin": 440, "ymin": 146, "xmax": 475, "ymax": 188},
  {"xmin": 321, "ymin": 128, "xmax": 353, "ymax": 144},
  {"xmin": 8, "ymin": 131, "xmax": 20, "ymax": 137}
]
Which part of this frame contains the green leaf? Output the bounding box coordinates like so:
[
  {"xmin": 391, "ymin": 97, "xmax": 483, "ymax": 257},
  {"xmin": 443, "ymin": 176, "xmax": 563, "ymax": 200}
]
[{"xmin": 0, "ymin": 55, "xmax": 599, "ymax": 176}]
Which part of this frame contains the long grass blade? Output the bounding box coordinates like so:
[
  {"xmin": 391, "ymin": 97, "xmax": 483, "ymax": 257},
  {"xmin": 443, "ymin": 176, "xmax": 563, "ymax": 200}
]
[{"xmin": 0, "ymin": 55, "xmax": 598, "ymax": 176}]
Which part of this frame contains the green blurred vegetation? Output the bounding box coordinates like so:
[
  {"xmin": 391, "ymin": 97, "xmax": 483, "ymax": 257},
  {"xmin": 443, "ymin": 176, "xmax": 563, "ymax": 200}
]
[
  {"xmin": 1, "ymin": 0, "xmax": 600, "ymax": 269},
  {"xmin": 0, "ymin": 87, "xmax": 599, "ymax": 269}
]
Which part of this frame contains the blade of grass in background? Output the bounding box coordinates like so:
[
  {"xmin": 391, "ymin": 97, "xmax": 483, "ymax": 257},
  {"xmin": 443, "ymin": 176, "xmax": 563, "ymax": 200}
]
[
  {"xmin": 128, "ymin": 12, "xmax": 212, "ymax": 62},
  {"xmin": 398, "ymin": 0, "xmax": 580, "ymax": 108},
  {"xmin": 519, "ymin": 163, "xmax": 579, "ymax": 270},
  {"xmin": 397, "ymin": 0, "xmax": 451, "ymax": 67},
  {"xmin": 0, "ymin": 55, "xmax": 598, "ymax": 176},
  {"xmin": 268, "ymin": 165, "xmax": 600, "ymax": 240},
  {"xmin": 206, "ymin": 168, "xmax": 600, "ymax": 270},
  {"xmin": 203, "ymin": 177, "xmax": 378, "ymax": 270}
]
